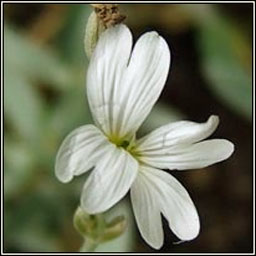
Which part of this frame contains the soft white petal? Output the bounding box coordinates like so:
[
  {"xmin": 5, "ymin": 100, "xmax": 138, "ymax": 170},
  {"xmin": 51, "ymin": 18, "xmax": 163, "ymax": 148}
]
[
  {"xmin": 130, "ymin": 170, "xmax": 164, "ymax": 249},
  {"xmin": 81, "ymin": 145, "xmax": 138, "ymax": 214},
  {"xmin": 138, "ymin": 166, "xmax": 200, "ymax": 242},
  {"xmin": 87, "ymin": 24, "xmax": 132, "ymax": 136},
  {"xmin": 118, "ymin": 31, "xmax": 171, "ymax": 138},
  {"xmin": 87, "ymin": 24, "xmax": 170, "ymax": 140},
  {"xmin": 137, "ymin": 115, "xmax": 219, "ymax": 152},
  {"xmin": 55, "ymin": 125, "xmax": 110, "ymax": 183},
  {"xmin": 140, "ymin": 139, "xmax": 234, "ymax": 170}
]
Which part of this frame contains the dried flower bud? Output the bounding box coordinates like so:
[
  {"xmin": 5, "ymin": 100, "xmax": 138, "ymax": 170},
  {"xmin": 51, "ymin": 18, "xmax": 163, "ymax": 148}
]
[
  {"xmin": 84, "ymin": 11, "xmax": 105, "ymax": 59},
  {"xmin": 91, "ymin": 4, "xmax": 126, "ymax": 28},
  {"xmin": 84, "ymin": 4, "xmax": 126, "ymax": 59}
]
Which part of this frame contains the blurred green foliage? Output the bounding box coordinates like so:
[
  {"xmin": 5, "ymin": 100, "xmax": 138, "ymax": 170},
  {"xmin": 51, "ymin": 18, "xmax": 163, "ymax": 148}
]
[
  {"xmin": 4, "ymin": 5, "xmax": 91, "ymax": 252},
  {"xmin": 4, "ymin": 3, "xmax": 252, "ymax": 253},
  {"xmin": 191, "ymin": 4, "xmax": 252, "ymax": 120},
  {"xmin": 125, "ymin": 4, "xmax": 252, "ymax": 120}
]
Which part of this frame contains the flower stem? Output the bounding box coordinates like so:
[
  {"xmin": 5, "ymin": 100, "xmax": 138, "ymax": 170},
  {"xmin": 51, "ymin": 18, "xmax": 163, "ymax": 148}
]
[{"xmin": 79, "ymin": 238, "xmax": 98, "ymax": 252}]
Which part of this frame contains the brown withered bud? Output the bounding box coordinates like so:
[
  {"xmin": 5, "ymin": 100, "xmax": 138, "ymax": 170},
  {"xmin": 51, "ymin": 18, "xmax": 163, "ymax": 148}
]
[{"xmin": 90, "ymin": 4, "xmax": 126, "ymax": 28}]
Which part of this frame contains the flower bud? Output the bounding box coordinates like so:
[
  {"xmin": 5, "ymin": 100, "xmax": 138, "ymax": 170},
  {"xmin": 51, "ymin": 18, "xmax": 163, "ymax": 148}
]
[
  {"xmin": 84, "ymin": 4, "xmax": 126, "ymax": 59},
  {"xmin": 84, "ymin": 11, "xmax": 105, "ymax": 59},
  {"xmin": 100, "ymin": 215, "xmax": 127, "ymax": 242},
  {"xmin": 73, "ymin": 206, "xmax": 127, "ymax": 244},
  {"xmin": 73, "ymin": 206, "xmax": 98, "ymax": 238}
]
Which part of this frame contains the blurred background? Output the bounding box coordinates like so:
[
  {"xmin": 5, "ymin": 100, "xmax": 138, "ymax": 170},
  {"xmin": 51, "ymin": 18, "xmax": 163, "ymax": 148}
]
[{"xmin": 3, "ymin": 3, "xmax": 253, "ymax": 253}]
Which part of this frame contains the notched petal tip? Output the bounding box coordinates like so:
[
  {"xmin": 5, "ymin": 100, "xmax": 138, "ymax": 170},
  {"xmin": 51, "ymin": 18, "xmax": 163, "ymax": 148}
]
[
  {"xmin": 138, "ymin": 30, "xmax": 171, "ymax": 60},
  {"xmin": 55, "ymin": 169, "xmax": 73, "ymax": 184},
  {"xmin": 149, "ymin": 240, "xmax": 164, "ymax": 250},
  {"xmin": 143, "ymin": 30, "xmax": 165, "ymax": 42},
  {"xmin": 202, "ymin": 115, "xmax": 219, "ymax": 137},
  {"xmin": 144, "ymin": 30, "xmax": 159, "ymax": 37},
  {"xmin": 55, "ymin": 154, "xmax": 74, "ymax": 184},
  {"xmin": 175, "ymin": 219, "xmax": 200, "ymax": 242},
  {"xmin": 222, "ymin": 139, "xmax": 235, "ymax": 159},
  {"xmin": 166, "ymin": 197, "xmax": 200, "ymax": 242},
  {"xmin": 54, "ymin": 125, "xmax": 109, "ymax": 184},
  {"xmin": 208, "ymin": 114, "xmax": 219, "ymax": 126}
]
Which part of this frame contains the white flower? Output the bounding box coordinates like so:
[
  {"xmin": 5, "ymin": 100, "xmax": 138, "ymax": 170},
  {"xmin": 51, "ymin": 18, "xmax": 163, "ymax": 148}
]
[{"xmin": 55, "ymin": 24, "xmax": 234, "ymax": 249}]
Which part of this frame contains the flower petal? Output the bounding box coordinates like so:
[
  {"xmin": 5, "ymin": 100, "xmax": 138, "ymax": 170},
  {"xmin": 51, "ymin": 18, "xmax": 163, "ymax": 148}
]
[
  {"xmin": 87, "ymin": 24, "xmax": 132, "ymax": 136},
  {"xmin": 87, "ymin": 24, "xmax": 170, "ymax": 140},
  {"xmin": 118, "ymin": 30, "xmax": 171, "ymax": 138},
  {"xmin": 135, "ymin": 165, "xmax": 200, "ymax": 242},
  {"xmin": 81, "ymin": 145, "xmax": 138, "ymax": 214},
  {"xmin": 130, "ymin": 169, "xmax": 164, "ymax": 249},
  {"xmin": 140, "ymin": 139, "xmax": 234, "ymax": 170},
  {"xmin": 137, "ymin": 115, "xmax": 219, "ymax": 152},
  {"xmin": 55, "ymin": 125, "xmax": 110, "ymax": 183}
]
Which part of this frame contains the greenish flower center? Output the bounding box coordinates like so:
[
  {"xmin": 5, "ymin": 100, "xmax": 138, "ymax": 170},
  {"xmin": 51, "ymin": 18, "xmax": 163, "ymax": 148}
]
[
  {"xmin": 118, "ymin": 140, "xmax": 130, "ymax": 149},
  {"xmin": 108, "ymin": 135, "xmax": 140, "ymax": 158}
]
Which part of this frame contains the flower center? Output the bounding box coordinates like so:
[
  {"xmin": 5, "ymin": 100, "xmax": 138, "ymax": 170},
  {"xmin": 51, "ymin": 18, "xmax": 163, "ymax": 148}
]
[
  {"xmin": 118, "ymin": 140, "xmax": 130, "ymax": 149},
  {"xmin": 108, "ymin": 136, "xmax": 140, "ymax": 157}
]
